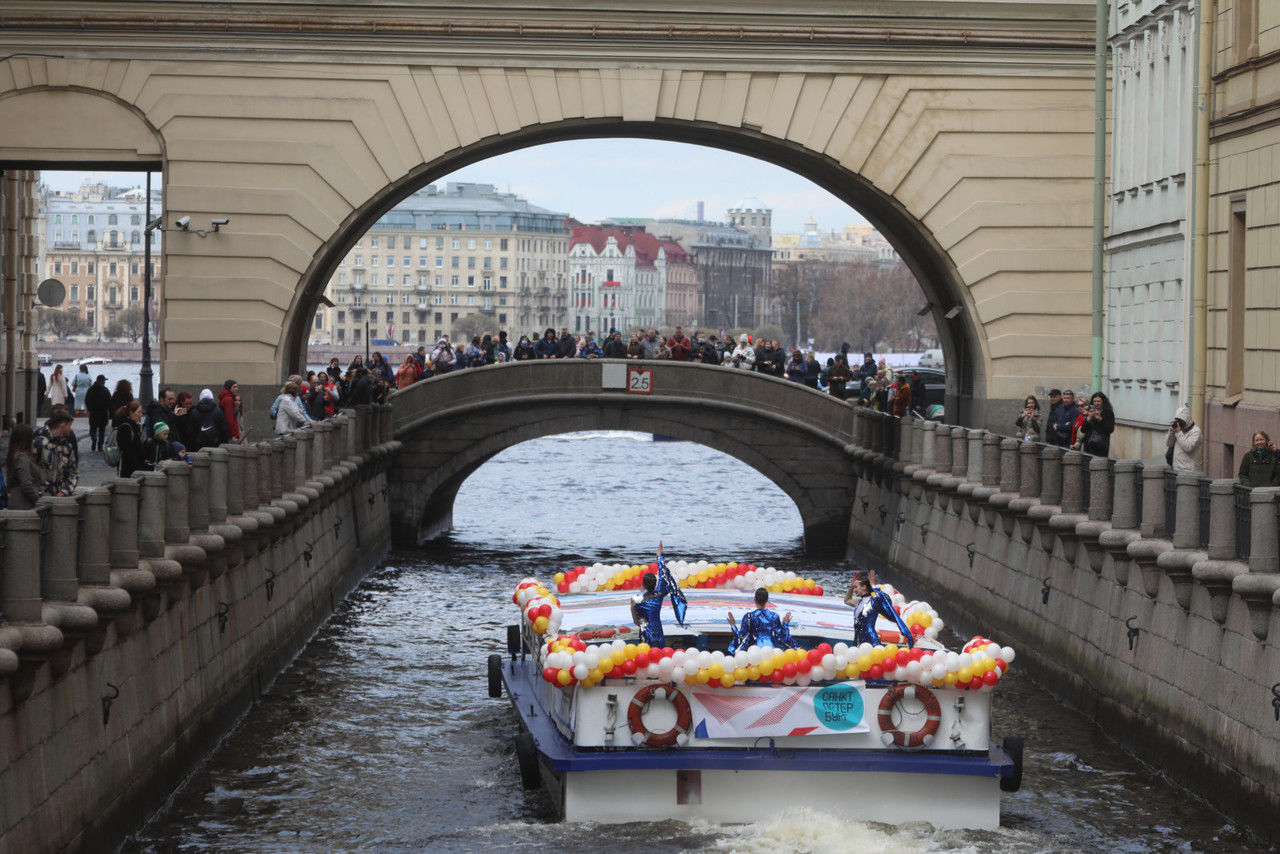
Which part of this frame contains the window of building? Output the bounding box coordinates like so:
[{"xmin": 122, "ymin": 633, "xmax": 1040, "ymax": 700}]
[
  {"xmin": 432, "ymin": 296, "xmax": 442, "ymax": 306},
  {"xmin": 53, "ymin": 261, "xmax": 62, "ymax": 275},
  {"xmin": 482, "ymin": 277, "xmax": 492, "ymax": 290},
  {"xmin": 466, "ymin": 257, "xmax": 475, "ymax": 269},
  {"xmin": 87, "ymin": 286, "xmax": 95, "ymax": 301},
  {"xmin": 499, "ymin": 257, "xmax": 507, "ymax": 270},
  {"xmin": 450, "ymin": 275, "xmax": 459, "ymax": 287},
  {"xmin": 419, "ymin": 256, "xmax": 427, "ymax": 267},
  {"xmin": 108, "ymin": 214, "xmax": 118, "ymax": 225},
  {"xmin": 337, "ymin": 272, "xmax": 346, "ymax": 285},
  {"xmin": 371, "ymin": 256, "xmax": 379, "ymax": 267},
  {"xmin": 70, "ymin": 285, "xmax": 79, "ymax": 301},
  {"xmin": 354, "ymin": 255, "xmax": 363, "ymax": 266},
  {"xmin": 500, "ymin": 276, "xmax": 507, "ymax": 288},
  {"xmin": 338, "ymin": 328, "xmax": 346, "ymax": 341},
  {"xmin": 108, "ymin": 262, "xmax": 117, "ymax": 276},
  {"xmin": 338, "ymin": 310, "xmax": 346, "ymax": 323},
  {"xmin": 132, "ymin": 214, "xmax": 141, "ymax": 225},
  {"xmin": 130, "ymin": 262, "xmax": 137, "ymax": 275},
  {"xmin": 419, "ymin": 237, "xmax": 428, "ymax": 249},
  {"xmin": 499, "ymin": 296, "xmax": 507, "ymax": 306},
  {"xmin": 370, "ymin": 236, "xmax": 379, "ymax": 248},
  {"xmin": 451, "ymin": 238, "xmax": 460, "ymax": 250},
  {"xmin": 108, "ymin": 230, "xmax": 120, "ymax": 247},
  {"xmin": 87, "ymin": 310, "xmax": 95, "ymax": 327},
  {"xmin": 131, "ymin": 231, "xmax": 140, "ymax": 244},
  {"xmin": 450, "ymin": 257, "xmax": 459, "ymax": 269},
  {"xmin": 314, "ymin": 314, "xmax": 323, "ymax": 330},
  {"xmin": 385, "ymin": 294, "xmax": 394, "ymax": 305},
  {"xmin": 465, "ymin": 239, "xmax": 475, "ymax": 251},
  {"xmin": 369, "ymin": 311, "xmax": 378, "ymax": 322},
  {"xmin": 353, "ymin": 328, "xmax": 361, "ymax": 341},
  {"xmin": 402, "ymin": 312, "xmax": 410, "ymax": 324},
  {"xmin": 87, "ymin": 262, "xmax": 94, "ymax": 275},
  {"xmin": 467, "ymin": 276, "xmax": 475, "ymax": 287},
  {"xmin": 369, "ymin": 274, "xmax": 378, "ymax": 286},
  {"xmin": 436, "ymin": 237, "xmax": 444, "ymax": 249},
  {"xmin": 87, "ymin": 215, "xmax": 94, "ymax": 224},
  {"xmin": 450, "ymin": 294, "xmax": 458, "ymax": 305},
  {"xmin": 499, "ymin": 313, "xmax": 507, "ymax": 324},
  {"xmin": 130, "ymin": 286, "xmax": 139, "ymax": 301},
  {"xmin": 435, "ymin": 257, "xmax": 443, "ymax": 268},
  {"xmin": 86, "ymin": 229, "xmax": 96, "ymax": 243},
  {"xmin": 483, "ymin": 296, "xmax": 492, "ymax": 310},
  {"xmin": 54, "ymin": 214, "xmax": 62, "ymax": 224},
  {"xmin": 450, "ymin": 312, "xmax": 458, "ymax": 322},
  {"xmin": 384, "ymin": 255, "xmax": 393, "ymax": 267},
  {"xmin": 73, "ymin": 261, "xmax": 81, "ymax": 275},
  {"xmin": 402, "ymin": 256, "xmax": 410, "ymax": 267},
  {"xmin": 1227, "ymin": 200, "xmax": 1247, "ymax": 397}
]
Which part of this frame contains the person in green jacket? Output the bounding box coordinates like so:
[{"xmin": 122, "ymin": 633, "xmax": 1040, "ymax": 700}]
[{"xmin": 1238, "ymin": 430, "xmax": 1280, "ymax": 487}]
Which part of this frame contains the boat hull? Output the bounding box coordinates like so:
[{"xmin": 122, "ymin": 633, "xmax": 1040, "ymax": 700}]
[{"xmin": 500, "ymin": 654, "xmax": 1013, "ymax": 828}]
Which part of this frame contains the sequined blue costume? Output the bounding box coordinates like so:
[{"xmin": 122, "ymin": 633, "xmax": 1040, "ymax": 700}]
[
  {"xmin": 852, "ymin": 588, "xmax": 913, "ymax": 647},
  {"xmin": 632, "ymin": 555, "xmax": 687, "ymax": 647},
  {"xmin": 727, "ymin": 608, "xmax": 795, "ymax": 654}
]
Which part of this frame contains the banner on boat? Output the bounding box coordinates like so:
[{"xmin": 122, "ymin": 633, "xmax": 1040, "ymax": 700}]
[{"xmin": 688, "ymin": 683, "xmax": 869, "ymax": 738}]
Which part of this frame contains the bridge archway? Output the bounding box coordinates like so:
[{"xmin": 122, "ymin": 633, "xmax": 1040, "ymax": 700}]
[
  {"xmin": 389, "ymin": 360, "xmax": 859, "ymax": 555},
  {"xmin": 288, "ymin": 120, "xmax": 983, "ymax": 422}
]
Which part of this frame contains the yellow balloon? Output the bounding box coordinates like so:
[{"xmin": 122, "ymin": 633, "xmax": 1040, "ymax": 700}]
[
  {"xmin": 685, "ymin": 672, "xmax": 699, "ymax": 685},
  {"xmin": 883, "ymin": 644, "xmax": 899, "ymax": 658},
  {"xmin": 957, "ymin": 667, "xmax": 973, "ymax": 683},
  {"xmin": 921, "ymin": 614, "xmax": 933, "ymax": 627},
  {"xmin": 624, "ymin": 645, "xmax": 639, "ymax": 660},
  {"xmin": 733, "ymin": 667, "xmax": 749, "ymax": 683},
  {"xmin": 612, "ymin": 650, "xmax": 627, "ymax": 666},
  {"xmin": 759, "ymin": 660, "xmax": 775, "ymax": 676},
  {"xmin": 845, "ymin": 663, "xmax": 858, "ymax": 678},
  {"xmin": 728, "ymin": 562, "xmax": 738, "ymax": 570},
  {"xmin": 944, "ymin": 672, "xmax": 958, "ymax": 686},
  {"xmin": 696, "ymin": 671, "xmax": 711, "ymax": 684},
  {"xmin": 856, "ymin": 655, "xmax": 872, "ymax": 671},
  {"xmin": 599, "ymin": 659, "xmax": 614, "ymax": 674},
  {"xmin": 554, "ymin": 572, "xmax": 565, "ymax": 583},
  {"xmin": 556, "ymin": 669, "xmax": 572, "ymax": 686},
  {"xmin": 869, "ymin": 648, "xmax": 885, "ymax": 664},
  {"xmin": 719, "ymin": 674, "xmax": 735, "ymax": 688},
  {"xmin": 747, "ymin": 666, "xmax": 761, "ymax": 681},
  {"xmin": 708, "ymin": 663, "xmax": 725, "ymax": 679}
]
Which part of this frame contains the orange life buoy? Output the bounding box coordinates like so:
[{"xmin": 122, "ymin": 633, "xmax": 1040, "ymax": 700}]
[
  {"xmin": 627, "ymin": 683, "xmax": 693, "ymax": 747},
  {"xmin": 877, "ymin": 685, "xmax": 942, "ymax": 749}
]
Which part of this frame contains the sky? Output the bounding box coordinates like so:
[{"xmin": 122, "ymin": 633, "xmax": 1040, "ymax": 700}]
[{"xmin": 38, "ymin": 139, "xmax": 869, "ymax": 235}]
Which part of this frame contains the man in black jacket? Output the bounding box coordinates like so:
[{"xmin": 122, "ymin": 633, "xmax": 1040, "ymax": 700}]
[{"xmin": 602, "ymin": 331, "xmax": 628, "ymax": 359}]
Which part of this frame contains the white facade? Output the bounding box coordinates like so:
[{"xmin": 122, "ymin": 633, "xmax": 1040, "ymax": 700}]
[
  {"xmin": 1105, "ymin": 0, "xmax": 1195, "ymax": 453},
  {"xmin": 568, "ymin": 234, "xmax": 667, "ymax": 334}
]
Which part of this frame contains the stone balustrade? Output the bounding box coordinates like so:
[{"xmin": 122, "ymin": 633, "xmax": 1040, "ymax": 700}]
[
  {"xmin": 0, "ymin": 406, "xmax": 400, "ymax": 854},
  {"xmin": 844, "ymin": 407, "xmax": 1280, "ymax": 837}
]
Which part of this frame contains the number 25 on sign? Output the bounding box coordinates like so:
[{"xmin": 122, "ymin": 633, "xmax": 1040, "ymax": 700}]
[{"xmin": 627, "ymin": 368, "xmax": 653, "ymax": 395}]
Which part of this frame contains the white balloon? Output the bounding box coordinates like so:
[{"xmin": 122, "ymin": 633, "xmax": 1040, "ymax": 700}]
[
  {"xmin": 584, "ymin": 653, "xmax": 599, "ymax": 670},
  {"xmin": 796, "ymin": 672, "xmax": 811, "ymax": 687},
  {"xmin": 821, "ymin": 654, "xmax": 837, "ymax": 672},
  {"xmin": 671, "ymin": 650, "xmax": 687, "ymax": 667},
  {"xmin": 858, "ymin": 643, "xmax": 874, "ymax": 657},
  {"xmin": 945, "ymin": 652, "xmax": 960, "ymax": 669},
  {"xmin": 931, "ymin": 663, "xmax": 948, "ymax": 681},
  {"xmin": 1001, "ymin": 646, "xmax": 1016, "ymax": 663},
  {"xmin": 682, "ymin": 660, "xmax": 700, "ymax": 677},
  {"xmin": 833, "ymin": 642, "xmax": 849, "ymax": 656},
  {"xmin": 658, "ymin": 659, "xmax": 675, "ymax": 679},
  {"xmin": 572, "ymin": 664, "xmax": 589, "ymax": 680},
  {"xmin": 697, "ymin": 651, "xmax": 712, "ymax": 669},
  {"xmin": 833, "ymin": 654, "xmax": 849, "ymax": 671},
  {"xmin": 958, "ymin": 653, "xmax": 973, "ymax": 669},
  {"xmin": 933, "ymin": 618, "xmax": 945, "ymax": 632},
  {"xmin": 905, "ymin": 661, "xmax": 923, "ymax": 680}
]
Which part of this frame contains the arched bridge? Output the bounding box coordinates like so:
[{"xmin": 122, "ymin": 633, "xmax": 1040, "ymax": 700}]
[{"xmin": 389, "ymin": 360, "xmax": 859, "ymax": 554}]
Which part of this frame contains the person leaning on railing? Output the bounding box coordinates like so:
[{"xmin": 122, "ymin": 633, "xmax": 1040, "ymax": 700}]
[{"xmin": 1238, "ymin": 430, "xmax": 1280, "ymax": 487}]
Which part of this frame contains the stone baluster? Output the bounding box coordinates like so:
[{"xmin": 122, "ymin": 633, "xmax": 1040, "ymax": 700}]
[
  {"xmin": 1097, "ymin": 461, "xmax": 1144, "ymax": 585},
  {"xmin": 935, "ymin": 426, "xmax": 952, "ymax": 476},
  {"xmin": 224, "ymin": 445, "xmax": 246, "ymax": 518},
  {"xmin": 138, "ymin": 471, "xmax": 184, "ymax": 597},
  {"xmin": 355, "ymin": 404, "xmax": 372, "ymax": 452},
  {"xmin": 162, "ymin": 461, "xmax": 192, "ymax": 546},
  {"xmin": 910, "ymin": 419, "xmax": 924, "ymax": 465},
  {"xmin": 40, "ymin": 497, "xmax": 99, "ymax": 639},
  {"xmin": 380, "ymin": 403, "xmax": 393, "ymax": 443},
  {"xmin": 240, "ymin": 443, "xmax": 260, "ymax": 511},
  {"xmin": 206, "ymin": 446, "xmax": 244, "ymax": 571},
  {"xmin": 951, "ymin": 427, "xmax": 967, "ymax": 476},
  {"xmin": 288, "ymin": 432, "xmax": 306, "ymax": 486},
  {"xmin": 998, "ymin": 438, "xmax": 1019, "ymax": 495},
  {"xmin": 189, "ymin": 453, "xmax": 211, "ymax": 534},
  {"xmin": 981, "ymin": 433, "xmax": 1001, "ymax": 488},
  {"xmin": 0, "ymin": 511, "xmax": 64, "ymax": 680},
  {"xmin": 1192, "ymin": 479, "xmax": 1248, "ymax": 624},
  {"xmin": 1127, "ymin": 464, "xmax": 1176, "ymax": 598},
  {"xmin": 267, "ymin": 442, "xmax": 283, "ymax": 503},
  {"xmin": 108, "ymin": 478, "xmax": 152, "ymax": 601},
  {"xmin": 1039, "ymin": 446, "xmax": 1063, "ymax": 507},
  {"xmin": 1088, "ymin": 458, "xmax": 1113, "ymax": 523},
  {"xmin": 1171, "ymin": 473, "xmax": 1201, "ymax": 551},
  {"xmin": 1059, "ymin": 452, "xmax": 1087, "ymax": 515},
  {"xmin": 224, "ymin": 444, "xmax": 262, "ymax": 560},
  {"xmin": 967, "ymin": 429, "xmax": 985, "ymax": 483},
  {"xmin": 1233, "ymin": 488, "xmax": 1280, "ymax": 639},
  {"xmin": 1018, "ymin": 442, "xmax": 1040, "ymax": 499},
  {"xmin": 76, "ymin": 487, "xmax": 131, "ymax": 628},
  {"xmin": 258, "ymin": 443, "xmax": 287, "ymax": 528},
  {"xmin": 311, "ymin": 419, "xmax": 331, "ymax": 473}
]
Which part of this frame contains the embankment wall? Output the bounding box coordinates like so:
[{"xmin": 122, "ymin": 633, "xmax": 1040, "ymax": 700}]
[
  {"xmin": 0, "ymin": 405, "xmax": 399, "ymax": 853},
  {"xmin": 846, "ymin": 411, "xmax": 1280, "ymax": 841}
]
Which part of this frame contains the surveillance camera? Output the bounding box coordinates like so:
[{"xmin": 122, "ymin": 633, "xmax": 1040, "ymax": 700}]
[
  {"xmin": 175, "ymin": 216, "xmax": 191, "ymax": 230},
  {"xmin": 146, "ymin": 216, "xmax": 163, "ymax": 231},
  {"xmin": 210, "ymin": 217, "xmax": 229, "ymax": 226}
]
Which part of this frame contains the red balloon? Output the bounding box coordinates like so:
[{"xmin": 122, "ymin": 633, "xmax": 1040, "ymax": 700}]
[
  {"xmin": 557, "ymin": 582, "xmax": 570, "ymax": 594},
  {"xmin": 782, "ymin": 662, "xmax": 798, "ymax": 679},
  {"xmin": 542, "ymin": 668, "xmax": 557, "ymax": 683},
  {"xmin": 635, "ymin": 652, "xmax": 650, "ymax": 668},
  {"xmin": 911, "ymin": 624, "xmax": 925, "ymax": 637},
  {"xmin": 814, "ymin": 585, "xmax": 824, "ymax": 596},
  {"xmin": 983, "ymin": 670, "xmax": 999, "ymax": 686},
  {"xmin": 807, "ymin": 649, "xmax": 823, "ymax": 665},
  {"xmin": 868, "ymin": 664, "xmax": 884, "ymax": 680},
  {"xmin": 648, "ymin": 562, "xmax": 659, "ymax": 571},
  {"xmin": 995, "ymin": 659, "xmax": 1008, "ymax": 672},
  {"xmin": 622, "ymin": 659, "xmax": 638, "ymax": 675},
  {"xmin": 770, "ymin": 670, "xmax": 784, "ymax": 684},
  {"xmin": 796, "ymin": 658, "xmax": 812, "ymax": 674},
  {"xmin": 896, "ymin": 650, "xmax": 911, "ymax": 667},
  {"xmin": 817, "ymin": 643, "xmax": 832, "ymax": 656}
]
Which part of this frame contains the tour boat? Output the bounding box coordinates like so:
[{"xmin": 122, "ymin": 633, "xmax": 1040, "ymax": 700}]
[{"xmin": 490, "ymin": 559, "xmax": 1023, "ymax": 828}]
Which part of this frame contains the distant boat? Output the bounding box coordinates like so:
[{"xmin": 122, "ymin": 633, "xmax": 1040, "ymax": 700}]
[
  {"xmin": 72, "ymin": 356, "xmax": 112, "ymax": 367},
  {"xmin": 37, "ymin": 353, "xmax": 52, "ymax": 366}
]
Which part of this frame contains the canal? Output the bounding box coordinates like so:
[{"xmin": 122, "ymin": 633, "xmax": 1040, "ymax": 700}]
[{"xmin": 131, "ymin": 432, "xmax": 1263, "ymax": 852}]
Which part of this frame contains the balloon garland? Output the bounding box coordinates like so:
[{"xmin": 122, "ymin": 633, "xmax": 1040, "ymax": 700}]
[
  {"xmin": 552, "ymin": 559, "xmax": 824, "ymax": 596},
  {"xmin": 516, "ymin": 574, "xmax": 1015, "ymax": 693}
]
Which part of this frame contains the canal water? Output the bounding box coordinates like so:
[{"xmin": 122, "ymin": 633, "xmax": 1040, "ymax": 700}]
[{"xmin": 131, "ymin": 432, "xmax": 1264, "ymax": 852}]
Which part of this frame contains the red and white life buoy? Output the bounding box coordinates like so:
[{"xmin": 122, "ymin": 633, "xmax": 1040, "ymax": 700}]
[
  {"xmin": 627, "ymin": 683, "xmax": 693, "ymax": 748},
  {"xmin": 877, "ymin": 685, "xmax": 942, "ymax": 749}
]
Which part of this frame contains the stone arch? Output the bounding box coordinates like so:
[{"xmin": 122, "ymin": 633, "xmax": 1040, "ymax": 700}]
[
  {"xmin": 286, "ymin": 119, "xmax": 983, "ymax": 422},
  {"xmin": 388, "ymin": 360, "xmax": 859, "ymax": 554},
  {"xmin": 0, "ymin": 86, "xmax": 164, "ymax": 165}
]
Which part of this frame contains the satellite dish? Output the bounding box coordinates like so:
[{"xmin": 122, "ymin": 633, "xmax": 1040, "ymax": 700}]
[{"xmin": 36, "ymin": 278, "xmax": 66, "ymax": 307}]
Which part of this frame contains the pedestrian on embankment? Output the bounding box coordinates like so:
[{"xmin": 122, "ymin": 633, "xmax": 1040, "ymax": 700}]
[
  {"xmin": 85, "ymin": 374, "xmax": 112, "ymax": 452},
  {"xmin": 1238, "ymin": 431, "xmax": 1280, "ymax": 487},
  {"xmin": 5, "ymin": 423, "xmax": 41, "ymax": 509},
  {"xmin": 72, "ymin": 364, "xmax": 93, "ymax": 417}
]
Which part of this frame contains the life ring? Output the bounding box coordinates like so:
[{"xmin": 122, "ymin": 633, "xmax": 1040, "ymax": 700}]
[
  {"xmin": 878, "ymin": 685, "xmax": 942, "ymax": 749},
  {"xmin": 627, "ymin": 683, "xmax": 692, "ymax": 748}
]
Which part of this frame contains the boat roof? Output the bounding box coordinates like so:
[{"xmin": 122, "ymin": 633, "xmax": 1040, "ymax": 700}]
[{"xmin": 557, "ymin": 589, "xmax": 861, "ymax": 639}]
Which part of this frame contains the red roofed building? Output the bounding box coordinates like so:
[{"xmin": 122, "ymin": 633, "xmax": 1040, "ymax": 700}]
[{"xmin": 568, "ymin": 225, "xmax": 688, "ymax": 333}]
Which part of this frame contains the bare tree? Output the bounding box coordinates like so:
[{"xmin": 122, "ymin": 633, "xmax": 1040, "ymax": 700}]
[
  {"xmin": 117, "ymin": 306, "xmax": 146, "ymax": 342},
  {"xmin": 452, "ymin": 312, "xmax": 494, "ymax": 342},
  {"xmin": 39, "ymin": 308, "xmax": 90, "ymax": 339}
]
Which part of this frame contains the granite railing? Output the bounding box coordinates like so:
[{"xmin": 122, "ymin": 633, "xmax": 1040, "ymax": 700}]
[
  {"xmin": 845, "ymin": 407, "xmax": 1280, "ymax": 838},
  {"xmin": 0, "ymin": 404, "xmax": 400, "ymax": 853}
]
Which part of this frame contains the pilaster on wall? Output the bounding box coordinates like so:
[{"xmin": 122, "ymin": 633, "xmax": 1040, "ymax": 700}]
[
  {"xmin": 0, "ymin": 406, "xmax": 401, "ymax": 854},
  {"xmin": 844, "ymin": 408, "xmax": 1280, "ymax": 843}
]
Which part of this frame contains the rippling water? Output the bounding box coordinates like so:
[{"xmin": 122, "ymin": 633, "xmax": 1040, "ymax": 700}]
[{"xmin": 130, "ymin": 432, "xmax": 1264, "ymax": 852}]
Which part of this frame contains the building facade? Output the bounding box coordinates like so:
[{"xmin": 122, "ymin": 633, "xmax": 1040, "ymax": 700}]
[
  {"xmin": 1104, "ymin": 0, "xmax": 1195, "ymax": 459},
  {"xmin": 1203, "ymin": 0, "xmax": 1280, "ymax": 476},
  {"xmin": 41, "ymin": 181, "xmax": 163, "ymax": 338},
  {"xmin": 619, "ymin": 214, "xmax": 776, "ymax": 333},
  {"xmin": 773, "ymin": 217, "xmax": 882, "ymax": 265},
  {"xmin": 567, "ymin": 225, "xmax": 684, "ymax": 334},
  {"xmin": 317, "ymin": 183, "xmax": 568, "ymax": 347}
]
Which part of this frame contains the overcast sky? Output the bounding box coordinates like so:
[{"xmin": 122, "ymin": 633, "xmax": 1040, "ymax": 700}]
[{"xmin": 39, "ymin": 139, "xmax": 869, "ymax": 235}]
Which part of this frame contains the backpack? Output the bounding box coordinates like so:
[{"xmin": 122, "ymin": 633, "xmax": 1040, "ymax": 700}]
[{"xmin": 103, "ymin": 423, "xmax": 122, "ymax": 467}]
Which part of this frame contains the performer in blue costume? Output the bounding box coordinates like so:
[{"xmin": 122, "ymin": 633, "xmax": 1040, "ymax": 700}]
[
  {"xmin": 844, "ymin": 569, "xmax": 913, "ymax": 648},
  {"xmin": 725, "ymin": 588, "xmax": 796, "ymax": 654},
  {"xmin": 630, "ymin": 541, "xmax": 687, "ymax": 647}
]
